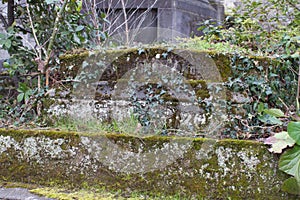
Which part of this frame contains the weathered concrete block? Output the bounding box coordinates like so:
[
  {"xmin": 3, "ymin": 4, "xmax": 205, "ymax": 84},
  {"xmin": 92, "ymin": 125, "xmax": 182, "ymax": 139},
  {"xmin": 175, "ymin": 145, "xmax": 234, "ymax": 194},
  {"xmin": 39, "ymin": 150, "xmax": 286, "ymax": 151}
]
[
  {"xmin": 0, "ymin": 129, "xmax": 297, "ymax": 199},
  {"xmin": 94, "ymin": 0, "xmax": 224, "ymax": 43},
  {"xmin": 52, "ymin": 47, "xmax": 287, "ymax": 136},
  {"xmin": 53, "ymin": 47, "xmax": 232, "ymax": 134}
]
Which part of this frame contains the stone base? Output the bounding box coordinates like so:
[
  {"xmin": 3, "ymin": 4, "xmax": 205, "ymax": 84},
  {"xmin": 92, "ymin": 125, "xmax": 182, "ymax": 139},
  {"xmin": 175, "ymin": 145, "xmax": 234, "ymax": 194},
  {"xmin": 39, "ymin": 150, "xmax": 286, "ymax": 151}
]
[{"xmin": 0, "ymin": 129, "xmax": 297, "ymax": 199}]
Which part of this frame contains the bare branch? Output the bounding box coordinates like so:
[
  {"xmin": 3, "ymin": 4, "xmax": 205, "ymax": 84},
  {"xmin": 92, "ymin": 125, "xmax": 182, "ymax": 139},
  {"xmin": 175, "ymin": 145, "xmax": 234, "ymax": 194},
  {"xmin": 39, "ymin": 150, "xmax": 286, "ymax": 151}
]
[
  {"xmin": 0, "ymin": 13, "xmax": 8, "ymax": 29},
  {"xmin": 45, "ymin": 0, "xmax": 69, "ymax": 69},
  {"xmin": 25, "ymin": 1, "xmax": 43, "ymax": 58},
  {"xmin": 286, "ymin": 0, "xmax": 300, "ymax": 12},
  {"xmin": 120, "ymin": 0, "xmax": 129, "ymax": 45}
]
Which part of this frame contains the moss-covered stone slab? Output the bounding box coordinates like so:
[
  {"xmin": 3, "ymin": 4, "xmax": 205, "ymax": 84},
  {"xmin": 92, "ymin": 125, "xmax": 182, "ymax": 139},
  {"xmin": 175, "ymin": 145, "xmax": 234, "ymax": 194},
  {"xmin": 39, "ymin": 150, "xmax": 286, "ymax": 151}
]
[
  {"xmin": 52, "ymin": 47, "xmax": 233, "ymax": 132},
  {"xmin": 59, "ymin": 47, "xmax": 233, "ymax": 82},
  {"xmin": 50, "ymin": 46, "xmax": 286, "ymax": 136},
  {"xmin": 0, "ymin": 129, "xmax": 297, "ymax": 199}
]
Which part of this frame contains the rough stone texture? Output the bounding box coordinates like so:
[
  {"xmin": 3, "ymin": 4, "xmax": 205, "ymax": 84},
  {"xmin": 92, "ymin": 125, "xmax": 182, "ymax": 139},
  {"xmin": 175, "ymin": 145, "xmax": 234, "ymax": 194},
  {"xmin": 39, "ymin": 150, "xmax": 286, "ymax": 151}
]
[
  {"xmin": 53, "ymin": 47, "xmax": 282, "ymax": 136},
  {"xmin": 0, "ymin": 129, "xmax": 298, "ymax": 199},
  {"xmin": 51, "ymin": 47, "xmax": 232, "ymax": 134},
  {"xmin": 0, "ymin": 188, "xmax": 54, "ymax": 200}
]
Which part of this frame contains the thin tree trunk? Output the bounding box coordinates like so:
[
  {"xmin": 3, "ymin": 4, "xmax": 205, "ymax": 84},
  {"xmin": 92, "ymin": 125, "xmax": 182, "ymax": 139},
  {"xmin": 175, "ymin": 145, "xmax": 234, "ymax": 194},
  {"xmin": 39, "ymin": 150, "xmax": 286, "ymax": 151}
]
[
  {"xmin": 121, "ymin": 0, "xmax": 129, "ymax": 45},
  {"xmin": 7, "ymin": 0, "xmax": 14, "ymax": 26}
]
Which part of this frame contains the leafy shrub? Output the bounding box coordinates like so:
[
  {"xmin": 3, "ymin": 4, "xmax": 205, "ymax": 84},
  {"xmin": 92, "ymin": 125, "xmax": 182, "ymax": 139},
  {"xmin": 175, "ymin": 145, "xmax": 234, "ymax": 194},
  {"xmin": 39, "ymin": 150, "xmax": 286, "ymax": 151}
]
[
  {"xmin": 199, "ymin": 0, "xmax": 300, "ymax": 56},
  {"xmin": 197, "ymin": 0, "xmax": 300, "ymax": 139},
  {"xmin": 0, "ymin": 0, "xmax": 105, "ymax": 126}
]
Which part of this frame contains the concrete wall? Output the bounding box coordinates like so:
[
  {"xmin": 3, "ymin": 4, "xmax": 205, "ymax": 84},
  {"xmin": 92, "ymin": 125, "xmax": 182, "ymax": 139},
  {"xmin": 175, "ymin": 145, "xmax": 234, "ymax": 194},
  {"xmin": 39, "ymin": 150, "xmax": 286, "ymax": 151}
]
[
  {"xmin": 223, "ymin": 0, "xmax": 240, "ymax": 13},
  {"xmin": 96, "ymin": 0, "xmax": 225, "ymax": 43}
]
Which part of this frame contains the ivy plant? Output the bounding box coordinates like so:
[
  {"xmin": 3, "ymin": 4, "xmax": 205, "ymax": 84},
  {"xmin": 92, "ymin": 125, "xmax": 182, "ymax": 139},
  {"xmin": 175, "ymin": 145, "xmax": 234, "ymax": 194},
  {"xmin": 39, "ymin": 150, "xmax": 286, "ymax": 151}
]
[
  {"xmin": 17, "ymin": 82, "xmax": 33, "ymax": 104},
  {"xmin": 264, "ymin": 108, "xmax": 300, "ymax": 195}
]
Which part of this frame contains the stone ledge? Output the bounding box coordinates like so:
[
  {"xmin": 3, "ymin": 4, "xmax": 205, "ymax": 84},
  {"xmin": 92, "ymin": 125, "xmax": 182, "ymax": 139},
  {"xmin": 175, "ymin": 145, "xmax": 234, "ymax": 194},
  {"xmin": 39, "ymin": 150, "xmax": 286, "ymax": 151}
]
[{"xmin": 0, "ymin": 129, "xmax": 297, "ymax": 199}]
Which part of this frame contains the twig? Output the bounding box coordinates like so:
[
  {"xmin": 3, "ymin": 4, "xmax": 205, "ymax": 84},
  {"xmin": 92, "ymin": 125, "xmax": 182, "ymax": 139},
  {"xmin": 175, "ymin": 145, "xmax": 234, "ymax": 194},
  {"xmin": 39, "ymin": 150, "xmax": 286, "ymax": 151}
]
[
  {"xmin": 286, "ymin": 0, "xmax": 300, "ymax": 12},
  {"xmin": 49, "ymin": 76, "xmax": 68, "ymax": 90},
  {"xmin": 120, "ymin": 0, "xmax": 129, "ymax": 46},
  {"xmin": 25, "ymin": 1, "xmax": 42, "ymax": 58},
  {"xmin": 278, "ymin": 97, "xmax": 290, "ymax": 113},
  {"xmin": 60, "ymin": 79, "xmax": 81, "ymax": 83},
  {"xmin": 297, "ymin": 61, "xmax": 300, "ymax": 112},
  {"xmin": 25, "ymin": 1, "xmax": 44, "ymax": 92},
  {"xmin": 44, "ymin": 0, "xmax": 69, "ymax": 87},
  {"xmin": 0, "ymin": 14, "xmax": 8, "ymax": 29},
  {"xmin": 15, "ymin": 26, "xmax": 32, "ymax": 34},
  {"xmin": 45, "ymin": 0, "xmax": 69, "ymax": 68},
  {"xmin": 18, "ymin": 72, "xmax": 41, "ymax": 77}
]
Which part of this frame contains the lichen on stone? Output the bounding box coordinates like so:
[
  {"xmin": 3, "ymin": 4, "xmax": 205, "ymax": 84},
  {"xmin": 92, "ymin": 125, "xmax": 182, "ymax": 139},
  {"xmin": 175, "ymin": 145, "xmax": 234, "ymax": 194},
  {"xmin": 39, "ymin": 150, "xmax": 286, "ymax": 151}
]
[
  {"xmin": 0, "ymin": 129, "xmax": 297, "ymax": 199},
  {"xmin": 0, "ymin": 135, "xmax": 20, "ymax": 154}
]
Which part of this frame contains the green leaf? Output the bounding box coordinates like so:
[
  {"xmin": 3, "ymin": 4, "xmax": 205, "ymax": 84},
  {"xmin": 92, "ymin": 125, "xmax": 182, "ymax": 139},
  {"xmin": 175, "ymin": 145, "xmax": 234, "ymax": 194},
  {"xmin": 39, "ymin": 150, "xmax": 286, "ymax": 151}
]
[
  {"xmin": 100, "ymin": 12, "xmax": 106, "ymax": 19},
  {"xmin": 24, "ymin": 90, "xmax": 32, "ymax": 102},
  {"xmin": 4, "ymin": 40, "xmax": 11, "ymax": 49},
  {"xmin": 73, "ymin": 33, "xmax": 81, "ymax": 44},
  {"xmin": 3, "ymin": 62, "xmax": 10, "ymax": 68},
  {"xmin": 75, "ymin": 25, "xmax": 84, "ymax": 32},
  {"xmin": 264, "ymin": 131, "xmax": 296, "ymax": 153},
  {"xmin": 0, "ymin": 33, "xmax": 6, "ymax": 39},
  {"xmin": 17, "ymin": 93, "xmax": 24, "ymax": 102},
  {"xmin": 288, "ymin": 122, "xmax": 300, "ymax": 145},
  {"xmin": 0, "ymin": 40, "xmax": 5, "ymax": 47},
  {"xmin": 25, "ymin": 94, "xmax": 30, "ymax": 102},
  {"xmin": 281, "ymin": 177, "xmax": 300, "ymax": 195},
  {"xmin": 291, "ymin": 52, "xmax": 300, "ymax": 59},
  {"xmin": 258, "ymin": 102, "xmax": 264, "ymax": 113},
  {"xmin": 279, "ymin": 145, "xmax": 300, "ymax": 177},
  {"xmin": 258, "ymin": 114, "xmax": 283, "ymax": 125},
  {"xmin": 18, "ymin": 83, "xmax": 29, "ymax": 93},
  {"xmin": 264, "ymin": 108, "xmax": 286, "ymax": 117},
  {"xmin": 76, "ymin": 0, "xmax": 82, "ymax": 12}
]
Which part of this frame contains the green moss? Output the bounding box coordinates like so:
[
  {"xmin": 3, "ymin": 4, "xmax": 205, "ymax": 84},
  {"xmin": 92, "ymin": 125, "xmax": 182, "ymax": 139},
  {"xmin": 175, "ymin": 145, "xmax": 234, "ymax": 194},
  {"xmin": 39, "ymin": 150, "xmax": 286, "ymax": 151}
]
[
  {"xmin": 30, "ymin": 186, "xmax": 197, "ymax": 200},
  {"xmin": 58, "ymin": 45, "xmax": 280, "ymax": 86},
  {"xmin": 59, "ymin": 50, "xmax": 89, "ymax": 78},
  {"xmin": 0, "ymin": 128, "xmax": 80, "ymax": 140},
  {"xmin": 31, "ymin": 187, "xmax": 116, "ymax": 200},
  {"xmin": 56, "ymin": 45, "xmax": 278, "ymax": 124},
  {"xmin": 0, "ymin": 181, "xmax": 39, "ymax": 190},
  {"xmin": 207, "ymin": 52, "xmax": 232, "ymax": 81},
  {"xmin": 0, "ymin": 129, "xmax": 298, "ymax": 199}
]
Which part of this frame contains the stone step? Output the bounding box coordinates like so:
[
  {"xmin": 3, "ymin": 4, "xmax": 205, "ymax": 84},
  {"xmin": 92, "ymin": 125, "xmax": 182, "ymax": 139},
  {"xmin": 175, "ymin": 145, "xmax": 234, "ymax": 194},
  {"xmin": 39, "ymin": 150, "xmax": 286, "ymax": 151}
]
[{"xmin": 0, "ymin": 188, "xmax": 54, "ymax": 200}]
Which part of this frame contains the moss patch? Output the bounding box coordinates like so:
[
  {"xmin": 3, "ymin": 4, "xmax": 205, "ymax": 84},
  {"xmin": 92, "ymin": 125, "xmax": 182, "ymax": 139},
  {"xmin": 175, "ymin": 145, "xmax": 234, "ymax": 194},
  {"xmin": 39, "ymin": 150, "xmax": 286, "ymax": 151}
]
[
  {"xmin": 31, "ymin": 187, "xmax": 117, "ymax": 200},
  {"xmin": 0, "ymin": 129, "xmax": 298, "ymax": 199},
  {"xmin": 208, "ymin": 52, "xmax": 232, "ymax": 81},
  {"xmin": 58, "ymin": 46, "xmax": 234, "ymax": 81}
]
